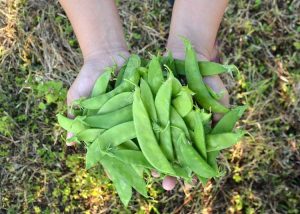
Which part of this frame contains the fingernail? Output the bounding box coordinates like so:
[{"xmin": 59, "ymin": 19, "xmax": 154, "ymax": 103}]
[
  {"xmin": 151, "ymin": 170, "xmax": 160, "ymax": 178},
  {"xmin": 162, "ymin": 176, "xmax": 176, "ymax": 191}
]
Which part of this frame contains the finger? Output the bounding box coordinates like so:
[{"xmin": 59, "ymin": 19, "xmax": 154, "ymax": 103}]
[
  {"xmin": 203, "ymin": 75, "xmax": 229, "ymax": 122},
  {"xmin": 162, "ymin": 176, "xmax": 177, "ymax": 191}
]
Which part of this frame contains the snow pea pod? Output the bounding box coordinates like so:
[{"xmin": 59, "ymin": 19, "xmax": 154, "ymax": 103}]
[
  {"xmin": 172, "ymin": 89, "xmax": 193, "ymax": 117},
  {"xmin": 85, "ymin": 121, "xmax": 136, "ymax": 169},
  {"xmin": 208, "ymin": 106, "xmax": 246, "ymax": 170},
  {"xmin": 170, "ymin": 107, "xmax": 190, "ymax": 140},
  {"xmin": 91, "ymin": 69, "xmax": 111, "ymax": 97},
  {"xmin": 115, "ymin": 62, "xmax": 127, "ymax": 87},
  {"xmin": 111, "ymin": 150, "xmax": 152, "ymax": 168},
  {"xmin": 171, "ymin": 77, "xmax": 182, "ymax": 97},
  {"xmin": 117, "ymin": 140, "xmax": 139, "ymax": 151},
  {"xmin": 76, "ymin": 128, "xmax": 104, "ymax": 143},
  {"xmin": 57, "ymin": 114, "xmax": 87, "ymax": 134},
  {"xmin": 172, "ymin": 164, "xmax": 192, "ymax": 181},
  {"xmin": 99, "ymin": 121, "xmax": 136, "ymax": 150},
  {"xmin": 206, "ymin": 131, "xmax": 244, "ymax": 152},
  {"xmin": 174, "ymin": 59, "xmax": 238, "ymax": 76},
  {"xmin": 147, "ymin": 56, "xmax": 164, "ymax": 95},
  {"xmin": 133, "ymin": 87, "xmax": 175, "ymax": 175},
  {"xmin": 178, "ymin": 134, "xmax": 217, "ymax": 178},
  {"xmin": 84, "ymin": 105, "xmax": 133, "ymax": 129},
  {"xmin": 140, "ymin": 79, "xmax": 157, "ymax": 122},
  {"xmin": 155, "ymin": 78, "xmax": 174, "ymax": 161},
  {"xmin": 98, "ymin": 92, "xmax": 133, "ymax": 114},
  {"xmin": 183, "ymin": 38, "xmax": 228, "ymax": 113},
  {"xmin": 81, "ymin": 72, "xmax": 139, "ymax": 109},
  {"xmin": 113, "ymin": 177, "xmax": 132, "ymax": 207},
  {"xmin": 194, "ymin": 112, "xmax": 207, "ymax": 160},
  {"xmin": 101, "ymin": 155, "xmax": 148, "ymax": 198},
  {"xmin": 123, "ymin": 54, "xmax": 141, "ymax": 80}
]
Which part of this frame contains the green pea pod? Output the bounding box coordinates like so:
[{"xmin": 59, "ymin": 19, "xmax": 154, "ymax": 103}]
[
  {"xmin": 178, "ymin": 134, "xmax": 217, "ymax": 178},
  {"xmin": 171, "ymin": 127, "xmax": 189, "ymax": 170},
  {"xmin": 182, "ymin": 38, "xmax": 229, "ymax": 113},
  {"xmin": 171, "ymin": 77, "xmax": 182, "ymax": 97},
  {"xmin": 137, "ymin": 67, "xmax": 148, "ymax": 81},
  {"xmin": 57, "ymin": 114, "xmax": 86, "ymax": 134},
  {"xmin": 99, "ymin": 121, "xmax": 136, "ymax": 150},
  {"xmin": 147, "ymin": 56, "xmax": 164, "ymax": 95},
  {"xmin": 172, "ymin": 90, "xmax": 193, "ymax": 117},
  {"xmin": 174, "ymin": 59, "xmax": 238, "ymax": 76},
  {"xmin": 198, "ymin": 176, "xmax": 209, "ymax": 186},
  {"xmin": 91, "ymin": 69, "xmax": 111, "ymax": 97},
  {"xmin": 101, "ymin": 155, "xmax": 148, "ymax": 198},
  {"xmin": 111, "ymin": 150, "xmax": 153, "ymax": 168},
  {"xmin": 206, "ymin": 131, "xmax": 244, "ymax": 152},
  {"xmin": 84, "ymin": 105, "xmax": 133, "ymax": 129},
  {"xmin": 113, "ymin": 177, "xmax": 132, "ymax": 207},
  {"xmin": 115, "ymin": 62, "xmax": 127, "ymax": 87},
  {"xmin": 208, "ymin": 106, "xmax": 247, "ymax": 170},
  {"xmin": 117, "ymin": 140, "xmax": 139, "ymax": 151},
  {"xmin": 133, "ymin": 87, "xmax": 175, "ymax": 175},
  {"xmin": 194, "ymin": 111, "xmax": 207, "ymax": 160},
  {"xmin": 85, "ymin": 121, "xmax": 136, "ymax": 169},
  {"xmin": 205, "ymin": 84, "xmax": 226, "ymax": 101},
  {"xmin": 140, "ymin": 79, "xmax": 158, "ymax": 122},
  {"xmin": 164, "ymin": 51, "xmax": 177, "ymax": 76},
  {"xmin": 123, "ymin": 54, "xmax": 141, "ymax": 80},
  {"xmin": 76, "ymin": 128, "xmax": 104, "ymax": 143},
  {"xmin": 172, "ymin": 164, "xmax": 192, "ymax": 181},
  {"xmin": 212, "ymin": 106, "xmax": 247, "ymax": 134},
  {"xmin": 170, "ymin": 107, "xmax": 190, "ymax": 140},
  {"xmin": 98, "ymin": 92, "xmax": 133, "ymax": 114},
  {"xmin": 155, "ymin": 78, "xmax": 174, "ymax": 161},
  {"xmin": 81, "ymin": 72, "xmax": 139, "ymax": 109}
]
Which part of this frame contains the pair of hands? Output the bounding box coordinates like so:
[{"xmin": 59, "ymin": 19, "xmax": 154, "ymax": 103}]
[{"xmin": 66, "ymin": 46, "xmax": 229, "ymax": 191}]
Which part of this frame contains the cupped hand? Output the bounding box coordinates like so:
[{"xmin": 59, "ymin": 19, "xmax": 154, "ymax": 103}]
[{"xmin": 66, "ymin": 51, "xmax": 129, "ymax": 146}]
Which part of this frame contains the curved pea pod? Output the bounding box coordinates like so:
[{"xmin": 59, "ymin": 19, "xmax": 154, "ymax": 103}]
[
  {"xmin": 115, "ymin": 62, "xmax": 127, "ymax": 87},
  {"xmin": 99, "ymin": 121, "xmax": 136, "ymax": 150},
  {"xmin": 155, "ymin": 78, "xmax": 174, "ymax": 161},
  {"xmin": 98, "ymin": 92, "xmax": 133, "ymax": 114},
  {"xmin": 208, "ymin": 106, "xmax": 247, "ymax": 170},
  {"xmin": 101, "ymin": 155, "xmax": 148, "ymax": 198},
  {"xmin": 212, "ymin": 106, "xmax": 247, "ymax": 134},
  {"xmin": 117, "ymin": 140, "xmax": 139, "ymax": 151},
  {"xmin": 147, "ymin": 56, "xmax": 164, "ymax": 95},
  {"xmin": 174, "ymin": 59, "xmax": 238, "ymax": 76},
  {"xmin": 206, "ymin": 131, "xmax": 245, "ymax": 152},
  {"xmin": 80, "ymin": 72, "xmax": 139, "ymax": 109},
  {"xmin": 91, "ymin": 69, "xmax": 111, "ymax": 97},
  {"xmin": 56, "ymin": 114, "xmax": 87, "ymax": 134},
  {"xmin": 178, "ymin": 134, "xmax": 217, "ymax": 178},
  {"xmin": 113, "ymin": 178, "xmax": 132, "ymax": 207},
  {"xmin": 170, "ymin": 107, "xmax": 190, "ymax": 140},
  {"xmin": 182, "ymin": 38, "xmax": 229, "ymax": 113},
  {"xmin": 84, "ymin": 105, "xmax": 133, "ymax": 129},
  {"xmin": 171, "ymin": 77, "xmax": 182, "ymax": 97},
  {"xmin": 172, "ymin": 89, "xmax": 193, "ymax": 117},
  {"xmin": 137, "ymin": 67, "xmax": 148, "ymax": 81},
  {"xmin": 76, "ymin": 128, "xmax": 105, "ymax": 143},
  {"xmin": 194, "ymin": 112, "xmax": 207, "ymax": 160},
  {"xmin": 85, "ymin": 121, "xmax": 136, "ymax": 169},
  {"xmin": 140, "ymin": 79, "xmax": 157, "ymax": 122},
  {"xmin": 172, "ymin": 164, "xmax": 192, "ymax": 181},
  {"xmin": 205, "ymin": 84, "xmax": 226, "ymax": 101},
  {"xmin": 171, "ymin": 128, "xmax": 188, "ymax": 169},
  {"xmin": 133, "ymin": 87, "xmax": 175, "ymax": 175},
  {"xmin": 184, "ymin": 109, "xmax": 212, "ymax": 134},
  {"xmin": 123, "ymin": 54, "xmax": 141, "ymax": 80},
  {"xmin": 111, "ymin": 150, "xmax": 153, "ymax": 168}
]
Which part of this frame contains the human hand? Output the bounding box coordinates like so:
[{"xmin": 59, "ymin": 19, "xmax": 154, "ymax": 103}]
[{"xmin": 66, "ymin": 51, "xmax": 129, "ymax": 146}]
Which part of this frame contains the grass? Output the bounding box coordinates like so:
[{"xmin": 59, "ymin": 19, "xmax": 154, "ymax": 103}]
[{"xmin": 0, "ymin": 0, "xmax": 299, "ymax": 213}]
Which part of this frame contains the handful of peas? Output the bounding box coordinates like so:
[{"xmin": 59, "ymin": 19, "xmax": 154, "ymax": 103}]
[{"xmin": 57, "ymin": 38, "xmax": 246, "ymax": 206}]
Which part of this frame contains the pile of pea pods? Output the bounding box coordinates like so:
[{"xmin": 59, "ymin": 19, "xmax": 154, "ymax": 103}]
[{"xmin": 57, "ymin": 39, "xmax": 246, "ymax": 206}]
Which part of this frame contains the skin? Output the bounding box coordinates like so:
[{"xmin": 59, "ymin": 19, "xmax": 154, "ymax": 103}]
[{"xmin": 59, "ymin": 0, "xmax": 229, "ymax": 190}]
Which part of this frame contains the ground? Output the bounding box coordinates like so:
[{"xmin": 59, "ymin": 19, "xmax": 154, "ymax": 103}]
[{"xmin": 0, "ymin": 0, "xmax": 299, "ymax": 213}]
